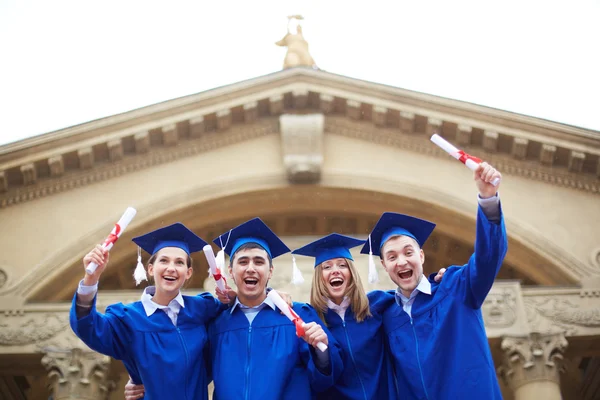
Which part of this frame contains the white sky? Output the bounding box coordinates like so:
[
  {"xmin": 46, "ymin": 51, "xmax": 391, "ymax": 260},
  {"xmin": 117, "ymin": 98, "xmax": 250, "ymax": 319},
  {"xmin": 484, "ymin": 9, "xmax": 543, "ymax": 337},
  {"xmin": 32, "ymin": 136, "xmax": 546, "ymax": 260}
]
[{"xmin": 0, "ymin": 0, "xmax": 599, "ymax": 147}]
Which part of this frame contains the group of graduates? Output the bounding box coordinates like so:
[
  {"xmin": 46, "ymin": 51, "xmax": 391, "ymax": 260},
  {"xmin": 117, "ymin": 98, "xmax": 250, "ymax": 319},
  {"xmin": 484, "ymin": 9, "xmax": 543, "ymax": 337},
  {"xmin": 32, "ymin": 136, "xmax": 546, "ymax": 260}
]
[{"xmin": 70, "ymin": 162, "xmax": 507, "ymax": 400}]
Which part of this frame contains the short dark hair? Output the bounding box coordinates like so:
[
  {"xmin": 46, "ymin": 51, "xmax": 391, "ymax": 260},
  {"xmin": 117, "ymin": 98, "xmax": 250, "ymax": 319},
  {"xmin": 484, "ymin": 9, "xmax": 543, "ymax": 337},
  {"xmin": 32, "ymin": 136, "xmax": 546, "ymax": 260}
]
[{"xmin": 230, "ymin": 242, "xmax": 273, "ymax": 268}]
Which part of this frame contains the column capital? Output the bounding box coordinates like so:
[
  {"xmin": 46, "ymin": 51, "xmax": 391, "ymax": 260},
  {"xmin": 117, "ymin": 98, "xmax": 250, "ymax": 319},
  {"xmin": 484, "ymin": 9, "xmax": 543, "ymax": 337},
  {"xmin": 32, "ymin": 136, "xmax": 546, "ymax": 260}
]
[
  {"xmin": 498, "ymin": 332, "xmax": 568, "ymax": 391},
  {"xmin": 42, "ymin": 348, "xmax": 116, "ymax": 400}
]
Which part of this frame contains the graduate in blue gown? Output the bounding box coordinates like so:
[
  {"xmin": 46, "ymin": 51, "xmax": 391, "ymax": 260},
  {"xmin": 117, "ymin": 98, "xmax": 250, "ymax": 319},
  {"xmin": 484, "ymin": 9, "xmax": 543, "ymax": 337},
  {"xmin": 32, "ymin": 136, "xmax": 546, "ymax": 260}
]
[
  {"xmin": 292, "ymin": 233, "xmax": 399, "ymax": 400},
  {"xmin": 363, "ymin": 162, "xmax": 507, "ymax": 400},
  {"xmin": 70, "ymin": 223, "xmax": 225, "ymax": 400},
  {"xmin": 208, "ymin": 218, "xmax": 344, "ymax": 400}
]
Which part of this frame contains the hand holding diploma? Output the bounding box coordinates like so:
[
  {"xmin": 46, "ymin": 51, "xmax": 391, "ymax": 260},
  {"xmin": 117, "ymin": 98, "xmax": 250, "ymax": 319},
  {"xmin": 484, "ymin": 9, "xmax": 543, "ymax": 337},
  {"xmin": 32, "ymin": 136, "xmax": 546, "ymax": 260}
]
[
  {"xmin": 431, "ymin": 134, "xmax": 501, "ymax": 187},
  {"xmin": 267, "ymin": 290, "xmax": 328, "ymax": 352},
  {"xmin": 85, "ymin": 207, "xmax": 137, "ymax": 274},
  {"xmin": 83, "ymin": 245, "xmax": 110, "ymax": 285}
]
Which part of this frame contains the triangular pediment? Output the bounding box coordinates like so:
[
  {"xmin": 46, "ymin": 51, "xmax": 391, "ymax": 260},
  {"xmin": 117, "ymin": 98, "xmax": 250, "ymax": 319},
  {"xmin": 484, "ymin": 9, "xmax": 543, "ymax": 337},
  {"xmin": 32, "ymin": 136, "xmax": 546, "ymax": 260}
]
[{"xmin": 0, "ymin": 67, "xmax": 598, "ymax": 208}]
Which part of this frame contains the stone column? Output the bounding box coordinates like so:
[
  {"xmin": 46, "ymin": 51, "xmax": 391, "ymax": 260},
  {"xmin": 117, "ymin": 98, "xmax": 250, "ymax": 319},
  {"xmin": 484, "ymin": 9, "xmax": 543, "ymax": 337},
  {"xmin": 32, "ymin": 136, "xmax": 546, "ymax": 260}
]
[
  {"xmin": 42, "ymin": 348, "xmax": 116, "ymax": 400},
  {"xmin": 498, "ymin": 333, "xmax": 568, "ymax": 400}
]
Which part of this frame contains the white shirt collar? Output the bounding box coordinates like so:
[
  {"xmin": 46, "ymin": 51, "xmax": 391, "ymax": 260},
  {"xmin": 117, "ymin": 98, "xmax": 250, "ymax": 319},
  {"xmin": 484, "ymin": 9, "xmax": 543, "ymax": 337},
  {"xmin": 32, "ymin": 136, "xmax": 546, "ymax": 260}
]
[
  {"xmin": 230, "ymin": 295, "xmax": 277, "ymax": 314},
  {"xmin": 327, "ymin": 296, "xmax": 350, "ymax": 312},
  {"xmin": 140, "ymin": 286, "xmax": 185, "ymax": 317},
  {"xmin": 396, "ymin": 274, "xmax": 432, "ymax": 304}
]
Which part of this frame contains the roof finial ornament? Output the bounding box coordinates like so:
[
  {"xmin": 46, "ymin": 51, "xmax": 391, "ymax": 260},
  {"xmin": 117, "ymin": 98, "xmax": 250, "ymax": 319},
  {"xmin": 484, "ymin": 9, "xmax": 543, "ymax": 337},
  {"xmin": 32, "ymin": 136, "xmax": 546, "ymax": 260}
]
[{"xmin": 276, "ymin": 15, "xmax": 317, "ymax": 70}]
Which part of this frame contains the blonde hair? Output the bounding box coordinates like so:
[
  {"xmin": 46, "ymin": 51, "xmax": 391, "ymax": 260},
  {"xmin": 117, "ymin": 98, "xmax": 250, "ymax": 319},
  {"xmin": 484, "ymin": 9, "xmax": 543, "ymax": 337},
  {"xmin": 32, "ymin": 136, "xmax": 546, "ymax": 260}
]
[{"xmin": 310, "ymin": 258, "xmax": 372, "ymax": 325}]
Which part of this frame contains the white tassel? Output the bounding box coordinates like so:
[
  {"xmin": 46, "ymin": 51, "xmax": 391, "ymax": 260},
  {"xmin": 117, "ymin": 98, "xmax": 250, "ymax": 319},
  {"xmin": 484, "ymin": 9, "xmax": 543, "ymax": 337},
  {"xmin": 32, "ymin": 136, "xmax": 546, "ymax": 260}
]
[
  {"xmin": 368, "ymin": 234, "xmax": 379, "ymax": 284},
  {"xmin": 291, "ymin": 255, "xmax": 305, "ymax": 285},
  {"xmin": 216, "ymin": 249, "xmax": 226, "ymax": 272},
  {"xmin": 133, "ymin": 246, "xmax": 147, "ymax": 286}
]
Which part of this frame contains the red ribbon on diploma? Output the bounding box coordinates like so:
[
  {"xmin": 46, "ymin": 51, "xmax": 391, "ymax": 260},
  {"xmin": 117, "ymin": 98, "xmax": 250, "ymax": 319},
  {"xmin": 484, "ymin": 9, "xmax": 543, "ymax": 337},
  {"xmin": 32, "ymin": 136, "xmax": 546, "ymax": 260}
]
[
  {"xmin": 287, "ymin": 307, "xmax": 305, "ymax": 337},
  {"xmin": 457, "ymin": 150, "xmax": 482, "ymax": 165},
  {"xmin": 103, "ymin": 224, "xmax": 121, "ymax": 247},
  {"xmin": 212, "ymin": 268, "xmax": 227, "ymax": 285}
]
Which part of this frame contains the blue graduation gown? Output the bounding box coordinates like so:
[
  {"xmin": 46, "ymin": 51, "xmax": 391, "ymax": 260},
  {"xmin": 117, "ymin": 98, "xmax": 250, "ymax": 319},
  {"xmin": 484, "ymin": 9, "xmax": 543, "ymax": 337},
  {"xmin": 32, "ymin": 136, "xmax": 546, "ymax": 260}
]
[
  {"xmin": 384, "ymin": 206, "xmax": 508, "ymax": 400},
  {"xmin": 208, "ymin": 302, "xmax": 343, "ymax": 400},
  {"xmin": 69, "ymin": 292, "xmax": 224, "ymax": 400},
  {"xmin": 317, "ymin": 290, "xmax": 398, "ymax": 400}
]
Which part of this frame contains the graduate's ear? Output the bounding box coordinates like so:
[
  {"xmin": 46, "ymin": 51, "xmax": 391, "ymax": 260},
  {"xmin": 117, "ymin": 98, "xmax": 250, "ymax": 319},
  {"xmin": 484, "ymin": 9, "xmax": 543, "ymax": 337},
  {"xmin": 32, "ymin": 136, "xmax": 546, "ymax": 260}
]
[
  {"xmin": 420, "ymin": 249, "xmax": 425, "ymax": 265},
  {"xmin": 267, "ymin": 264, "xmax": 274, "ymax": 280},
  {"xmin": 147, "ymin": 263, "xmax": 154, "ymax": 277},
  {"xmin": 185, "ymin": 265, "xmax": 193, "ymax": 280}
]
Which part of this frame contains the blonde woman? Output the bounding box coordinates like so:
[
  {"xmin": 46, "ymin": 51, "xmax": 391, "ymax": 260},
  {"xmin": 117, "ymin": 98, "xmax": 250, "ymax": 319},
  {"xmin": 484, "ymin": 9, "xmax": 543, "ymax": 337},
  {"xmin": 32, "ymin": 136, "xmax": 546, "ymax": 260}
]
[{"xmin": 293, "ymin": 233, "xmax": 446, "ymax": 400}]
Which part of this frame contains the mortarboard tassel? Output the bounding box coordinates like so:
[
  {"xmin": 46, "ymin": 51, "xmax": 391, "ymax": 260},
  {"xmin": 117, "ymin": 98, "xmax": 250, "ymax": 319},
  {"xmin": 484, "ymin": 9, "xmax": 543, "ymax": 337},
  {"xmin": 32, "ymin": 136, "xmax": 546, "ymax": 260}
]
[
  {"xmin": 133, "ymin": 246, "xmax": 148, "ymax": 286},
  {"xmin": 291, "ymin": 255, "xmax": 305, "ymax": 285},
  {"xmin": 368, "ymin": 234, "xmax": 379, "ymax": 284}
]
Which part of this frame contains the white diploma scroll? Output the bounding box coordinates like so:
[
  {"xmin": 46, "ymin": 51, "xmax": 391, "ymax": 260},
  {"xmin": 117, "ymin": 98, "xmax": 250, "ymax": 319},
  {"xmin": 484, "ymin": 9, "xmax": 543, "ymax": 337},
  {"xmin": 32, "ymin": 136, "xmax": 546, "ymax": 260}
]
[
  {"xmin": 430, "ymin": 134, "xmax": 500, "ymax": 186},
  {"xmin": 267, "ymin": 290, "xmax": 328, "ymax": 352},
  {"xmin": 203, "ymin": 244, "xmax": 227, "ymax": 292},
  {"xmin": 86, "ymin": 207, "xmax": 137, "ymax": 274}
]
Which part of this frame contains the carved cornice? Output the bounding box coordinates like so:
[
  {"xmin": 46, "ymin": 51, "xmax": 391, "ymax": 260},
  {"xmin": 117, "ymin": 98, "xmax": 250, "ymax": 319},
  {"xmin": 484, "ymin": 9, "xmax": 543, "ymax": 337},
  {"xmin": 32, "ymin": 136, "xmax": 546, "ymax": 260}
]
[
  {"xmin": 0, "ymin": 69, "xmax": 598, "ymax": 208},
  {"xmin": 326, "ymin": 117, "xmax": 600, "ymax": 195},
  {"xmin": 0, "ymin": 119, "xmax": 278, "ymax": 209}
]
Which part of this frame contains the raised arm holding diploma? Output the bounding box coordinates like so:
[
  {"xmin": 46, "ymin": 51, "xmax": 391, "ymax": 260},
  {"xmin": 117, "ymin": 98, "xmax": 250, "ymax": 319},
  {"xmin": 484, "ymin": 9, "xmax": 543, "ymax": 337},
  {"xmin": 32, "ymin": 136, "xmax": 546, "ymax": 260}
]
[
  {"xmin": 85, "ymin": 207, "xmax": 137, "ymax": 274},
  {"xmin": 431, "ymin": 133, "xmax": 501, "ymax": 186}
]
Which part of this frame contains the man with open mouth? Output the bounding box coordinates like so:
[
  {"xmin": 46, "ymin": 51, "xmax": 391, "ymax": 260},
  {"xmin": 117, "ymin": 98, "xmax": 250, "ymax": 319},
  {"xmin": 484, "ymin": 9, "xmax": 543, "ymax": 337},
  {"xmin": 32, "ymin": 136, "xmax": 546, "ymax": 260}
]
[
  {"xmin": 364, "ymin": 162, "xmax": 507, "ymax": 400},
  {"xmin": 207, "ymin": 217, "xmax": 343, "ymax": 400}
]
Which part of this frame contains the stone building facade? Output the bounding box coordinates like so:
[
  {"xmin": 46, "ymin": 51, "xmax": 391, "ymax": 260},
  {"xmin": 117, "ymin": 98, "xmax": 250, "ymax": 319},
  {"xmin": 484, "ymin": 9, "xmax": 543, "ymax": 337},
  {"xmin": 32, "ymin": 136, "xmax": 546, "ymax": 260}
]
[{"xmin": 0, "ymin": 67, "xmax": 599, "ymax": 399}]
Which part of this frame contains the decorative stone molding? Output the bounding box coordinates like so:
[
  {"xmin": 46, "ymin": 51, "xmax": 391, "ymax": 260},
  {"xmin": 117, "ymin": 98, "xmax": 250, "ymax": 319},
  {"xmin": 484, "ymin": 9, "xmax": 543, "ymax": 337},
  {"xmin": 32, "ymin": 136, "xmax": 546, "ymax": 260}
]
[
  {"xmin": 0, "ymin": 312, "xmax": 68, "ymax": 346},
  {"xmin": 42, "ymin": 348, "xmax": 116, "ymax": 400},
  {"xmin": 189, "ymin": 116, "xmax": 205, "ymax": 138},
  {"xmin": 483, "ymin": 287, "xmax": 518, "ymax": 327},
  {"xmin": 319, "ymin": 93, "xmax": 334, "ymax": 114},
  {"xmin": 279, "ymin": 114, "xmax": 323, "ymax": 184},
  {"xmin": 568, "ymin": 151, "xmax": 585, "ymax": 173},
  {"xmin": 540, "ymin": 144, "xmax": 557, "ymax": 165},
  {"xmin": 399, "ymin": 111, "xmax": 414, "ymax": 133},
  {"xmin": 162, "ymin": 124, "xmax": 178, "ymax": 146},
  {"xmin": 1, "ymin": 76, "xmax": 599, "ymax": 210},
  {"xmin": 483, "ymin": 130, "xmax": 499, "ymax": 152},
  {"xmin": 373, "ymin": 106, "xmax": 387, "ymax": 127},
  {"xmin": 456, "ymin": 124, "xmax": 472, "ymax": 145},
  {"xmin": 20, "ymin": 163, "xmax": 36, "ymax": 185},
  {"xmin": 346, "ymin": 99, "xmax": 361, "ymax": 120},
  {"xmin": 107, "ymin": 139, "xmax": 123, "ymax": 162},
  {"xmin": 77, "ymin": 148, "xmax": 94, "ymax": 169},
  {"xmin": 269, "ymin": 94, "xmax": 284, "ymax": 115},
  {"xmin": 0, "ymin": 120, "xmax": 278, "ymax": 209},
  {"xmin": 217, "ymin": 109, "xmax": 232, "ymax": 131},
  {"xmin": 0, "ymin": 170, "xmax": 6, "ymax": 192},
  {"xmin": 325, "ymin": 117, "xmax": 600, "ymax": 195},
  {"xmin": 244, "ymin": 101, "xmax": 258, "ymax": 123},
  {"xmin": 133, "ymin": 131, "xmax": 149, "ymax": 154},
  {"xmin": 498, "ymin": 333, "xmax": 568, "ymax": 390},
  {"xmin": 512, "ymin": 137, "xmax": 529, "ymax": 159},
  {"xmin": 426, "ymin": 117, "xmax": 442, "ymax": 136},
  {"xmin": 49, "ymin": 155, "xmax": 65, "ymax": 177},
  {"xmin": 292, "ymin": 89, "xmax": 308, "ymax": 109}
]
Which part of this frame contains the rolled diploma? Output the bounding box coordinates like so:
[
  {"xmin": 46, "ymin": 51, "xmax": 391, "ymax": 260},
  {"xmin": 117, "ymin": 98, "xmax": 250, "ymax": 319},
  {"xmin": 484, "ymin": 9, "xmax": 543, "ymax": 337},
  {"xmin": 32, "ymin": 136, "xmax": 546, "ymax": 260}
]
[
  {"xmin": 203, "ymin": 245, "xmax": 226, "ymax": 291},
  {"xmin": 430, "ymin": 134, "xmax": 500, "ymax": 186},
  {"xmin": 267, "ymin": 290, "xmax": 328, "ymax": 352},
  {"xmin": 86, "ymin": 207, "xmax": 137, "ymax": 274}
]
